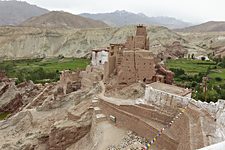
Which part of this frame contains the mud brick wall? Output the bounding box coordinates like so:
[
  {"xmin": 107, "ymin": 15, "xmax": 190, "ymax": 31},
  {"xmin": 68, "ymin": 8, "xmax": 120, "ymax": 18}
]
[
  {"xmin": 136, "ymin": 26, "xmax": 147, "ymax": 36},
  {"xmin": 125, "ymin": 36, "xmax": 135, "ymax": 49},
  {"xmin": 135, "ymin": 51, "xmax": 155, "ymax": 82},
  {"xmin": 167, "ymin": 111, "xmax": 191, "ymax": 150},
  {"xmin": 99, "ymin": 100, "xmax": 178, "ymax": 150},
  {"xmin": 118, "ymin": 51, "xmax": 136, "ymax": 84},
  {"xmin": 119, "ymin": 105, "xmax": 174, "ymax": 125},
  {"xmin": 134, "ymin": 36, "xmax": 146, "ymax": 49}
]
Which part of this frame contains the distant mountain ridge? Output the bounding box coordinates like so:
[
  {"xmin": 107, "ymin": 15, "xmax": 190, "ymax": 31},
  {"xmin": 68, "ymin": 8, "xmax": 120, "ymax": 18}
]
[
  {"xmin": 0, "ymin": 0, "xmax": 49, "ymax": 26},
  {"xmin": 80, "ymin": 10, "xmax": 192, "ymax": 29},
  {"xmin": 20, "ymin": 11, "xmax": 108, "ymax": 28},
  {"xmin": 175, "ymin": 21, "xmax": 225, "ymax": 32}
]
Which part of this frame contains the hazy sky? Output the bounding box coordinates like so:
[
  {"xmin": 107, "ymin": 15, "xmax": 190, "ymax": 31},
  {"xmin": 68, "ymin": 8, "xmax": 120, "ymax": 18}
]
[{"xmin": 25, "ymin": 0, "xmax": 225, "ymax": 23}]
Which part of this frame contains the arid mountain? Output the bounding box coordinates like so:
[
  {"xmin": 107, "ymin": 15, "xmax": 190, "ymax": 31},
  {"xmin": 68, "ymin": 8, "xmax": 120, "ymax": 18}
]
[
  {"xmin": 0, "ymin": 0, "xmax": 49, "ymax": 26},
  {"xmin": 80, "ymin": 10, "xmax": 192, "ymax": 29},
  {"xmin": 0, "ymin": 25, "xmax": 209, "ymax": 60},
  {"xmin": 20, "ymin": 11, "xmax": 108, "ymax": 28},
  {"xmin": 0, "ymin": 25, "xmax": 182, "ymax": 59},
  {"xmin": 176, "ymin": 21, "xmax": 225, "ymax": 32}
]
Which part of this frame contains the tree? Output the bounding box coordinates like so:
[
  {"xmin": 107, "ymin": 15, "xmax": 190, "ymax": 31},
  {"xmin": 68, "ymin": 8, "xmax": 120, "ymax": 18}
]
[
  {"xmin": 215, "ymin": 77, "xmax": 222, "ymax": 82},
  {"xmin": 191, "ymin": 54, "xmax": 195, "ymax": 59},
  {"xmin": 201, "ymin": 57, "xmax": 206, "ymax": 61}
]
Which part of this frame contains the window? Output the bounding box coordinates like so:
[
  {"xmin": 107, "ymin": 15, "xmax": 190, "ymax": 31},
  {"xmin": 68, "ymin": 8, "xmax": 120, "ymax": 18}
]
[{"xmin": 143, "ymin": 78, "xmax": 146, "ymax": 82}]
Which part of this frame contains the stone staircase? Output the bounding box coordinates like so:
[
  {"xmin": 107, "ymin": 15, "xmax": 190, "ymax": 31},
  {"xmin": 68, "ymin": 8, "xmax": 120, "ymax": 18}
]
[{"xmin": 92, "ymin": 97, "xmax": 107, "ymax": 123}]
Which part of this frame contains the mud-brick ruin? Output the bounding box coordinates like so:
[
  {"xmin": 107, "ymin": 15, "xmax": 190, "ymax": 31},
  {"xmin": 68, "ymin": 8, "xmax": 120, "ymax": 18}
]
[
  {"xmin": 1, "ymin": 26, "xmax": 225, "ymax": 150},
  {"xmin": 92, "ymin": 25, "xmax": 174, "ymax": 85}
]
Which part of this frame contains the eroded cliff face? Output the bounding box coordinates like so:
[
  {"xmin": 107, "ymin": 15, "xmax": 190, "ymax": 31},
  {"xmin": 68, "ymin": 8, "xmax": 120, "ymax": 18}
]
[{"xmin": 0, "ymin": 26, "xmax": 189, "ymax": 59}]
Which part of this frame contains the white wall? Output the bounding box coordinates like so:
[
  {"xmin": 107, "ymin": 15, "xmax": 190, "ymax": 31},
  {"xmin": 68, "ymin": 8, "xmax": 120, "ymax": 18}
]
[
  {"xmin": 143, "ymin": 86, "xmax": 191, "ymax": 108},
  {"xmin": 198, "ymin": 141, "xmax": 225, "ymax": 150},
  {"xmin": 91, "ymin": 51, "xmax": 108, "ymax": 66}
]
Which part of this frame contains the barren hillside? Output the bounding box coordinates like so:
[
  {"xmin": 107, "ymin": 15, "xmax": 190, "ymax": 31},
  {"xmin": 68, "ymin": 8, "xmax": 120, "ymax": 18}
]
[
  {"xmin": 0, "ymin": 25, "xmax": 206, "ymax": 60},
  {"xmin": 80, "ymin": 10, "xmax": 192, "ymax": 29},
  {"xmin": 176, "ymin": 21, "xmax": 225, "ymax": 32},
  {"xmin": 0, "ymin": 0, "xmax": 49, "ymax": 26},
  {"xmin": 20, "ymin": 11, "xmax": 108, "ymax": 29}
]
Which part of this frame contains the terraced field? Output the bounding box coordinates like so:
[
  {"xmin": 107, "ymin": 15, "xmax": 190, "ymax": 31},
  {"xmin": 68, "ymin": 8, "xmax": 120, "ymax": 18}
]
[{"xmin": 0, "ymin": 58, "xmax": 90, "ymax": 84}]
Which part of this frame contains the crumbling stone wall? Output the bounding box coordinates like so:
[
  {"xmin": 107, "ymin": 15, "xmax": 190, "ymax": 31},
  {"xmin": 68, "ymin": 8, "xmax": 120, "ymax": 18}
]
[
  {"xmin": 144, "ymin": 86, "xmax": 191, "ymax": 108},
  {"xmin": 59, "ymin": 70, "xmax": 81, "ymax": 94},
  {"xmin": 155, "ymin": 65, "xmax": 174, "ymax": 84},
  {"xmin": 80, "ymin": 65, "xmax": 104, "ymax": 88}
]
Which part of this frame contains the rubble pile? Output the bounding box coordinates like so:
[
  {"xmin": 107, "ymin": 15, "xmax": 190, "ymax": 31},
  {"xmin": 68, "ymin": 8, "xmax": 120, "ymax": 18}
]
[
  {"xmin": 105, "ymin": 83, "xmax": 145, "ymax": 99},
  {"xmin": 0, "ymin": 73, "xmax": 99, "ymax": 150},
  {"xmin": 107, "ymin": 131, "xmax": 146, "ymax": 150}
]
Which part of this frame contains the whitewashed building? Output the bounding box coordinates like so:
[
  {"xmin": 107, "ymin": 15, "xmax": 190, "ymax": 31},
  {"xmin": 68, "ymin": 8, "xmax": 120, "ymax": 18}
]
[{"xmin": 91, "ymin": 48, "xmax": 109, "ymax": 66}]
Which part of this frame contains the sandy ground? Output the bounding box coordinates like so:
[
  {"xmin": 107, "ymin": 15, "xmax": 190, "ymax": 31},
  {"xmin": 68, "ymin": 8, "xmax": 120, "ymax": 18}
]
[
  {"xmin": 97, "ymin": 122, "xmax": 128, "ymax": 150},
  {"xmin": 67, "ymin": 121, "xmax": 127, "ymax": 150}
]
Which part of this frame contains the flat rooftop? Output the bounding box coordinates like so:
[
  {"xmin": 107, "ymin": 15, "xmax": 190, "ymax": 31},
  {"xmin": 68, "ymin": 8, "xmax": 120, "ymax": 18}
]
[
  {"xmin": 148, "ymin": 82, "xmax": 191, "ymax": 96},
  {"xmin": 92, "ymin": 48, "xmax": 109, "ymax": 52}
]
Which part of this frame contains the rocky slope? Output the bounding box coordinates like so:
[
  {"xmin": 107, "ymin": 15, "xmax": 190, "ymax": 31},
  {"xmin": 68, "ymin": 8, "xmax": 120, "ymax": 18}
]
[
  {"xmin": 80, "ymin": 10, "xmax": 192, "ymax": 29},
  {"xmin": 178, "ymin": 32, "xmax": 225, "ymax": 57},
  {"xmin": 0, "ymin": 25, "xmax": 205, "ymax": 60},
  {"xmin": 1, "ymin": 68, "xmax": 225, "ymax": 149},
  {"xmin": 0, "ymin": 0, "xmax": 49, "ymax": 26},
  {"xmin": 176, "ymin": 21, "xmax": 225, "ymax": 32},
  {"xmin": 0, "ymin": 72, "xmax": 99, "ymax": 150},
  {"xmin": 21, "ymin": 11, "xmax": 108, "ymax": 29}
]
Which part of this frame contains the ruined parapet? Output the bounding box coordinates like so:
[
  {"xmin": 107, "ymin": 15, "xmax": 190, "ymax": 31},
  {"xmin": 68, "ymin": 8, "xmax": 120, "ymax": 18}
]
[
  {"xmin": 136, "ymin": 25, "xmax": 147, "ymax": 36},
  {"xmin": 155, "ymin": 64, "xmax": 175, "ymax": 84},
  {"xmin": 144, "ymin": 83, "xmax": 192, "ymax": 108},
  {"xmin": 80, "ymin": 65, "xmax": 104, "ymax": 89},
  {"xmin": 59, "ymin": 70, "xmax": 81, "ymax": 94},
  {"xmin": 135, "ymin": 25, "xmax": 149, "ymax": 50},
  {"xmin": 124, "ymin": 25, "xmax": 149, "ymax": 50}
]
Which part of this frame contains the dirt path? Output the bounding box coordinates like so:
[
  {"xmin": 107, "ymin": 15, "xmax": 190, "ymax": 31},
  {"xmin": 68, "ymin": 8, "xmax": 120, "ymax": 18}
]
[{"xmin": 67, "ymin": 121, "xmax": 127, "ymax": 150}]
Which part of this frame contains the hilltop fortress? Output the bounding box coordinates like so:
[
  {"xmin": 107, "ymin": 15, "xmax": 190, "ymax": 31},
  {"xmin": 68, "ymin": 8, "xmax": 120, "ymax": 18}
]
[{"xmin": 91, "ymin": 25, "xmax": 174, "ymax": 86}]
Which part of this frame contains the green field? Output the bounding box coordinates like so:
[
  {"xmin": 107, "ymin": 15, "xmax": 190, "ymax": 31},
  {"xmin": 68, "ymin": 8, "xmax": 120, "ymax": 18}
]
[
  {"xmin": 166, "ymin": 59, "xmax": 225, "ymax": 102},
  {"xmin": 166, "ymin": 59, "xmax": 225, "ymax": 84},
  {"xmin": 0, "ymin": 58, "xmax": 90, "ymax": 84},
  {"xmin": 209, "ymin": 69, "xmax": 225, "ymax": 80},
  {"xmin": 166, "ymin": 59, "xmax": 216, "ymax": 75}
]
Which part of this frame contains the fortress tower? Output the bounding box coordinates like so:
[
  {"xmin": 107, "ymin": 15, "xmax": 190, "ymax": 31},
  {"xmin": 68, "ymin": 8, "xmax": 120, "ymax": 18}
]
[{"xmin": 92, "ymin": 25, "xmax": 174, "ymax": 85}]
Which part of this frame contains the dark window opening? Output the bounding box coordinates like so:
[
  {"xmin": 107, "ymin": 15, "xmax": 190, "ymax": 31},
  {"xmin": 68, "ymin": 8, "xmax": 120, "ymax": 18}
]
[{"xmin": 143, "ymin": 78, "xmax": 146, "ymax": 82}]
